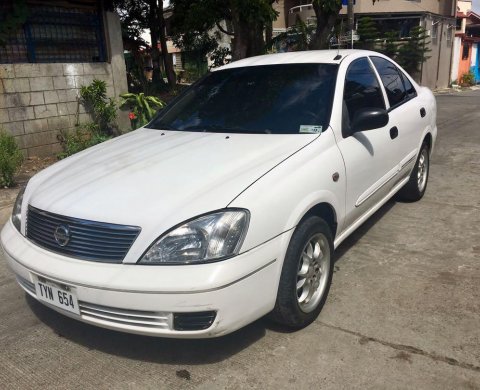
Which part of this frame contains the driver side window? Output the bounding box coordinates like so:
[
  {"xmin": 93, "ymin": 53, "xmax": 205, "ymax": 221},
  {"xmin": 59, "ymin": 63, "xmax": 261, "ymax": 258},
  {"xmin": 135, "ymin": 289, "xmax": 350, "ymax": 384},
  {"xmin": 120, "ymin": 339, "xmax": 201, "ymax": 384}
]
[{"xmin": 343, "ymin": 58, "xmax": 386, "ymax": 138}]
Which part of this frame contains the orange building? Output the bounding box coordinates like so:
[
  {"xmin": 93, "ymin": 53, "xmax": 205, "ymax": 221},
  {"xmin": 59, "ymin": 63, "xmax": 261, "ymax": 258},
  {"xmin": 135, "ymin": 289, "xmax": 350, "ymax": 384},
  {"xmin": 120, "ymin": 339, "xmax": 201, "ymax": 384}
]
[{"xmin": 452, "ymin": 1, "xmax": 480, "ymax": 84}]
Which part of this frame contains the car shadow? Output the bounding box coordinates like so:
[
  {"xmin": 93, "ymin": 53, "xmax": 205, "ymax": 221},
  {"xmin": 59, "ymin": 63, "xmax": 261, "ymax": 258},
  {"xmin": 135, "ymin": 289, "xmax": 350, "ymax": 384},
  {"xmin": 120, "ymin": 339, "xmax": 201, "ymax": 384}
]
[
  {"xmin": 26, "ymin": 295, "xmax": 266, "ymax": 365},
  {"xmin": 25, "ymin": 198, "xmax": 398, "ymax": 361},
  {"xmin": 334, "ymin": 198, "xmax": 397, "ymax": 263}
]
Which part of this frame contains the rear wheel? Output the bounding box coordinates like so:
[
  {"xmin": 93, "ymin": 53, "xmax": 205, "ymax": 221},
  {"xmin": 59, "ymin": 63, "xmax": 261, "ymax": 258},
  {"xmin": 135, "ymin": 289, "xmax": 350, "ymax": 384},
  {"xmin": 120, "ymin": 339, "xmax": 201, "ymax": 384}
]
[
  {"xmin": 270, "ymin": 216, "xmax": 333, "ymax": 329},
  {"xmin": 399, "ymin": 142, "xmax": 430, "ymax": 202}
]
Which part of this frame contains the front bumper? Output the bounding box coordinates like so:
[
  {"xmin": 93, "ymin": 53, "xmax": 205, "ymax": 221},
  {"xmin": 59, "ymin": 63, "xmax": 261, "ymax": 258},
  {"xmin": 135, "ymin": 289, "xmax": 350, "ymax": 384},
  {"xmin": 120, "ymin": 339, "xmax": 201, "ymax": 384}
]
[{"xmin": 1, "ymin": 220, "xmax": 289, "ymax": 338}]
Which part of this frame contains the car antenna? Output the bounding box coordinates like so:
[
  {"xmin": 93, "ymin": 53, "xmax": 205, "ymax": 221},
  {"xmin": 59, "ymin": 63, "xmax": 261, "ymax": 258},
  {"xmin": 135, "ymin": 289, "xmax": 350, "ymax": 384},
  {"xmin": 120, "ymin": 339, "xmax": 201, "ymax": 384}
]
[{"xmin": 334, "ymin": 35, "xmax": 342, "ymax": 60}]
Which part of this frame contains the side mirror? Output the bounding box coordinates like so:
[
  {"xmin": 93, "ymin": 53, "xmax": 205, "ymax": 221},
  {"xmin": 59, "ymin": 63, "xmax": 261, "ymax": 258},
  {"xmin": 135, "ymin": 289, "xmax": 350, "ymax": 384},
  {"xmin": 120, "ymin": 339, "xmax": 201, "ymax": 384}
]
[{"xmin": 351, "ymin": 108, "xmax": 389, "ymax": 133}]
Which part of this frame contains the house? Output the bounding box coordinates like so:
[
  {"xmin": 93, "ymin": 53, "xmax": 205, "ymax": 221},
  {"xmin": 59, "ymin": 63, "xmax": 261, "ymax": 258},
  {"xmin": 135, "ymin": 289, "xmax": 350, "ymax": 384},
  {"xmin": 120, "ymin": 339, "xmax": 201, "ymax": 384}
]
[
  {"xmin": 452, "ymin": 0, "xmax": 480, "ymax": 84},
  {"xmin": 283, "ymin": 0, "xmax": 457, "ymax": 90},
  {"xmin": 0, "ymin": 0, "xmax": 128, "ymax": 157}
]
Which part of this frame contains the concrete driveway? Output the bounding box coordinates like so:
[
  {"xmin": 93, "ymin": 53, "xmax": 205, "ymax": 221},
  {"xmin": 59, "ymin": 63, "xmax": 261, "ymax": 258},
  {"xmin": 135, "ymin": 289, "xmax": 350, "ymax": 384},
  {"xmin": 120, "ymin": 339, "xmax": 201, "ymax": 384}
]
[{"xmin": 0, "ymin": 91, "xmax": 479, "ymax": 389}]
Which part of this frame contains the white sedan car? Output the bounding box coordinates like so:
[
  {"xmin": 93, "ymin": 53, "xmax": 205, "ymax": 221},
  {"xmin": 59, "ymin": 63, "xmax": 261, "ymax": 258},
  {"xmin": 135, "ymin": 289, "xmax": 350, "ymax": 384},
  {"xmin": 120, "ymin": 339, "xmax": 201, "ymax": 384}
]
[{"xmin": 1, "ymin": 50, "xmax": 436, "ymax": 338}]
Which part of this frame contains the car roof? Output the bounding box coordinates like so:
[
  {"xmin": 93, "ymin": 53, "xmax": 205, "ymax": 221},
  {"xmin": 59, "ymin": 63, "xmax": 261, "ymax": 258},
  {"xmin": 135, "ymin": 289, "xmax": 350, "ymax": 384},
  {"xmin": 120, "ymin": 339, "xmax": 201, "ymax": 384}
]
[{"xmin": 214, "ymin": 49, "xmax": 374, "ymax": 71}]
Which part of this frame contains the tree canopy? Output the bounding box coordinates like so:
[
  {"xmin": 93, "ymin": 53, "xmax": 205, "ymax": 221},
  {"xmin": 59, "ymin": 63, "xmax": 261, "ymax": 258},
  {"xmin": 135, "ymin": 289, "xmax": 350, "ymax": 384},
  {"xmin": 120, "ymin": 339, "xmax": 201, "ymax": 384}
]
[
  {"xmin": 114, "ymin": 0, "xmax": 176, "ymax": 89},
  {"xmin": 171, "ymin": 0, "xmax": 278, "ymax": 61}
]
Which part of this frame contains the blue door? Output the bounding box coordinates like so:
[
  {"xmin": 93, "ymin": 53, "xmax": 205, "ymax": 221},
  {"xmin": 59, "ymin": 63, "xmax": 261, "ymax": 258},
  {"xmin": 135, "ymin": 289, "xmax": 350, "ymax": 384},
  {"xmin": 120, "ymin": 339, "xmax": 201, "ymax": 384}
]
[{"xmin": 470, "ymin": 43, "xmax": 480, "ymax": 84}]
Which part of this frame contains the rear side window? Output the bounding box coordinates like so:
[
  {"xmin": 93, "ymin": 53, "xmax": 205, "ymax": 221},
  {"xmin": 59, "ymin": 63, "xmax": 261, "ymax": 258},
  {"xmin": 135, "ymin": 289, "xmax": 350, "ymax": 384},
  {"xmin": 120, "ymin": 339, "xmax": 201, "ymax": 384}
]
[
  {"xmin": 400, "ymin": 71, "xmax": 417, "ymax": 100},
  {"xmin": 343, "ymin": 58, "xmax": 386, "ymax": 133},
  {"xmin": 371, "ymin": 56, "xmax": 415, "ymax": 108}
]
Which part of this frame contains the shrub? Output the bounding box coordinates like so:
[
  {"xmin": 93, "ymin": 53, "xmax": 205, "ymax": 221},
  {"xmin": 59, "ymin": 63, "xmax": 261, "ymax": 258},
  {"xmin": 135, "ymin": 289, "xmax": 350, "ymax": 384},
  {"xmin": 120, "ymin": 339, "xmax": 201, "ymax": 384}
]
[
  {"xmin": 0, "ymin": 130, "xmax": 24, "ymax": 187},
  {"xmin": 357, "ymin": 17, "xmax": 380, "ymax": 50},
  {"xmin": 119, "ymin": 93, "xmax": 165, "ymax": 129},
  {"xmin": 380, "ymin": 31, "xmax": 399, "ymax": 59},
  {"xmin": 79, "ymin": 79, "xmax": 117, "ymax": 135},
  {"xmin": 397, "ymin": 26, "xmax": 431, "ymax": 78},
  {"xmin": 460, "ymin": 72, "xmax": 475, "ymax": 87},
  {"xmin": 58, "ymin": 79, "xmax": 117, "ymax": 158},
  {"xmin": 57, "ymin": 125, "xmax": 111, "ymax": 160}
]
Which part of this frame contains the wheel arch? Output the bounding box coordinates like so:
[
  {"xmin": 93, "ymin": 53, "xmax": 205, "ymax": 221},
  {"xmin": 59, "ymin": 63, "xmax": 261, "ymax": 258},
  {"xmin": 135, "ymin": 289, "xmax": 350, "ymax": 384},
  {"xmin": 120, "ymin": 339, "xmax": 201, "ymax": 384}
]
[
  {"xmin": 299, "ymin": 202, "xmax": 338, "ymax": 240},
  {"xmin": 423, "ymin": 132, "xmax": 433, "ymax": 154}
]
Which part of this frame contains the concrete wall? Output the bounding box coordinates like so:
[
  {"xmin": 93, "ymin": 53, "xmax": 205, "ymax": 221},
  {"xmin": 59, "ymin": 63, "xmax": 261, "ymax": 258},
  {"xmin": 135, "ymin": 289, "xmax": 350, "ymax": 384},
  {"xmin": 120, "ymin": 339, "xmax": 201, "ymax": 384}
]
[
  {"xmin": 273, "ymin": 0, "xmax": 287, "ymax": 31},
  {"xmin": 340, "ymin": 0, "xmax": 456, "ymax": 16},
  {"xmin": 286, "ymin": 1, "xmax": 457, "ymax": 28},
  {"xmin": 451, "ymin": 36, "xmax": 462, "ymax": 82},
  {"xmin": 458, "ymin": 0, "xmax": 473, "ymax": 13},
  {"xmin": 0, "ymin": 11, "xmax": 128, "ymax": 157},
  {"xmin": 421, "ymin": 16, "xmax": 455, "ymax": 89}
]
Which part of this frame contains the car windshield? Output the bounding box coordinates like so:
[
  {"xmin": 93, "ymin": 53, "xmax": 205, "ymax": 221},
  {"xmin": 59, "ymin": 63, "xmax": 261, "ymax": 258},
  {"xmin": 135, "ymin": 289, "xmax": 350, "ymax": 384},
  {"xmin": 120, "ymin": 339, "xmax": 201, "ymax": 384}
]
[{"xmin": 147, "ymin": 64, "xmax": 338, "ymax": 134}]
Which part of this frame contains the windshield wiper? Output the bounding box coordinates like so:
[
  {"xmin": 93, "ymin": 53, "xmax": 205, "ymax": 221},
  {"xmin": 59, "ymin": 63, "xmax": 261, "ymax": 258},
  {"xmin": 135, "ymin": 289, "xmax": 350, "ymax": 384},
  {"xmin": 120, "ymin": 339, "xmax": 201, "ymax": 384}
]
[
  {"xmin": 145, "ymin": 123, "xmax": 177, "ymax": 131},
  {"xmin": 181, "ymin": 125, "xmax": 269, "ymax": 134},
  {"xmin": 181, "ymin": 124, "xmax": 231, "ymax": 132}
]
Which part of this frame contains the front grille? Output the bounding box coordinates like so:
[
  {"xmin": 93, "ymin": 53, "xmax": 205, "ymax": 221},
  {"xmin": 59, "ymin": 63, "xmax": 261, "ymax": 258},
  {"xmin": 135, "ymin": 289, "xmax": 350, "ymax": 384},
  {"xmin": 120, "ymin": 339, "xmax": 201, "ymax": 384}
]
[
  {"xmin": 79, "ymin": 302, "xmax": 170, "ymax": 329},
  {"xmin": 26, "ymin": 206, "xmax": 141, "ymax": 263}
]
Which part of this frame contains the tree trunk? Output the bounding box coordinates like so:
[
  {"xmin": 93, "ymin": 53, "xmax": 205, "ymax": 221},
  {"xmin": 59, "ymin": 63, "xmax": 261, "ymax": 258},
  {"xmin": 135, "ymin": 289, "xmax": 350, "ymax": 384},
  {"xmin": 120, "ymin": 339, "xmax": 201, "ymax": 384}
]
[
  {"xmin": 230, "ymin": 6, "xmax": 248, "ymax": 61},
  {"xmin": 249, "ymin": 21, "xmax": 266, "ymax": 57},
  {"xmin": 265, "ymin": 0, "xmax": 275, "ymax": 49},
  {"xmin": 265, "ymin": 20, "xmax": 273, "ymax": 49},
  {"xmin": 309, "ymin": 2, "xmax": 342, "ymax": 50},
  {"xmin": 157, "ymin": 0, "xmax": 176, "ymax": 89},
  {"xmin": 148, "ymin": 0, "xmax": 163, "ymax": 87},
  {"xmin": 230, "ymin": 3, "xmax": 267, "ymax": 61}
]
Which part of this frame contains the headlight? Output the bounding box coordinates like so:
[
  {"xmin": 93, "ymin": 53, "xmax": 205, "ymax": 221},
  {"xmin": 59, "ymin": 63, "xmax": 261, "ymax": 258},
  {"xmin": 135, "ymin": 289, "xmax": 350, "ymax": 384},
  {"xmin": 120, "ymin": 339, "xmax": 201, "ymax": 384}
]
[
  {"xmin": 12, "ymin": 186, "xmax": 26, "ymax": 233},
  {"xmin": 139, "ymin": 209, "xmax": 249, "ymax": 265}
]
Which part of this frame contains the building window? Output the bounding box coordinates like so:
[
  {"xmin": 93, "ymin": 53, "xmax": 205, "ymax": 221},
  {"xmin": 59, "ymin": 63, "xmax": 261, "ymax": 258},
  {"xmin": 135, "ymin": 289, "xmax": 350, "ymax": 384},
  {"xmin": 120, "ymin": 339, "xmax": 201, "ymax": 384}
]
[
  {"xmin": 373, "ymin": 17, "xmax": 420, "ymax": 38},
  {"xmin": 462, "ymin": 43, "xmax": 470, "ymax": 60},
  {"xmin": 446, "ymin": 26, "xmax": 453, "ymax": 42},
  {"xmin": 0, "ymin": 1, "xmax": 106, "ymax": 64},
  {"xmin": 431, "ymin": 22, "xmax": 438, "ymax": 41},
  {"xmin": 456, "ymin": 18, "xmax": 462, "ymax": 31}
]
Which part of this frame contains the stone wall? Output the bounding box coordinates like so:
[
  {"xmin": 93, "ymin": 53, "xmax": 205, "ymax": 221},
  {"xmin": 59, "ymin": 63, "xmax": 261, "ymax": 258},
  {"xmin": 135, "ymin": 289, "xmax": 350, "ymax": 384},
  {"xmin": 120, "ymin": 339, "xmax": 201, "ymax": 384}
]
[
  {"xmin": 0, "ymin": 62, "xmax": 115, "ymax": 156},
  {"xmin": 0, "ymin": 12, "xmax": 129, "ymax": 157}
]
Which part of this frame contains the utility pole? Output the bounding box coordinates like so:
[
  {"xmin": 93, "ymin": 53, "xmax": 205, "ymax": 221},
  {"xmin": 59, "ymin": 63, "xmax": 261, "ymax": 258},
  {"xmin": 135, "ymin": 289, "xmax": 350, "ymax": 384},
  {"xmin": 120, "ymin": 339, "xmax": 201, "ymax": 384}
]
[{"xmin": 348, "ymin": 0, "xmax": 354, "ymax": 49}]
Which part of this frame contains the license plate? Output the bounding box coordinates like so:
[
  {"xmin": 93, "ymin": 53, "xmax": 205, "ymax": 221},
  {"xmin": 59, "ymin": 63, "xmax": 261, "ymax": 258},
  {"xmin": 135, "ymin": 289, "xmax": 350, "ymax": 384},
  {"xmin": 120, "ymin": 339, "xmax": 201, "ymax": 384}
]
[{"xmin": 34, "ymin": 276, "xmax": 80, "ymax": 315}]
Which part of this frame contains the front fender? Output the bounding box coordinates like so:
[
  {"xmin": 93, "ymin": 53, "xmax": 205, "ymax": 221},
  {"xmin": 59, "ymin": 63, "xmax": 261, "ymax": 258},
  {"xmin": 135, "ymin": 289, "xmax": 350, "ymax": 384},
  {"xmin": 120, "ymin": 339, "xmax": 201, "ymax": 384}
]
[{"xmin": 230, "ymin": 130, "xmax": 346, "ymax": 253}]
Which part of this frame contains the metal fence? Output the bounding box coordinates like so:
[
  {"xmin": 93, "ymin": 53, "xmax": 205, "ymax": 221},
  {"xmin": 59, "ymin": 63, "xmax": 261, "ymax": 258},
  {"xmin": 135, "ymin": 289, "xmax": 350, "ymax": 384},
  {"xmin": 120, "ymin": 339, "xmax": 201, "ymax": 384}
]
[{"xmin": 0, "ymin": 4, "xmax": 106, "ymax": 64}]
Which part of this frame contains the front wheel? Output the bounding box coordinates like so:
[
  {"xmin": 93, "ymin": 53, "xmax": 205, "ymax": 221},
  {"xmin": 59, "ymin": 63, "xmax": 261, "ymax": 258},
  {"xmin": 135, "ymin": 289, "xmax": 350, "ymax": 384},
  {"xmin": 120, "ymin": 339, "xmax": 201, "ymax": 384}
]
[
  {"xmin": 270, "ymin": 216, "xmax": 334, "ymax": 329},
  {"xmin": 399, "ymin": 142, "xmax": 430, "ymax": 202}
]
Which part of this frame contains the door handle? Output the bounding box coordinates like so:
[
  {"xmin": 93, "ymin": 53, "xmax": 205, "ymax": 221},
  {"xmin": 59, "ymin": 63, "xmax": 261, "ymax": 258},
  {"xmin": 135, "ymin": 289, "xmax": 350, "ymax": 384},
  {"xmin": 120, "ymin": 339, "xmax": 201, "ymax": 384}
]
[
  {"xmin": 390, "ymin": 126, "xmax": 398, "ymax": 139},
  {"xmin": 420, "ymin": 107, "xmax": 426, "ymax": 118}
]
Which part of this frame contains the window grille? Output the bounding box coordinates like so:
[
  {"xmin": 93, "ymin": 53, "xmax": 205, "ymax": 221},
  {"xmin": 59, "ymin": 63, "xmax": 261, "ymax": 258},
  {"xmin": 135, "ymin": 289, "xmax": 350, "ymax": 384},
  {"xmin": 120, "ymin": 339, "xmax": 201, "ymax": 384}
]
[
  {"xmin": 0, "ymin": 2, "xmax": 106, "ymax": 64},
  {"xmin": 446, "ymin": 26, "xmax": 453, "ymax": 42},
  {"xmin": 431, "ymin": 23, "xmax": 438, "ymax": 40}
]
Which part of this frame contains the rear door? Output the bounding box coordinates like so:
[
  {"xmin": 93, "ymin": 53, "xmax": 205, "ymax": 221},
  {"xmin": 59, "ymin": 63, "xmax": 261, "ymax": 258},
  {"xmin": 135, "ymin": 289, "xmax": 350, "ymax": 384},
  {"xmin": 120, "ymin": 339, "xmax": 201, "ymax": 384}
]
[{"xmin": 370, "ymin": 56, "xmax": 422, "ymax": 183}]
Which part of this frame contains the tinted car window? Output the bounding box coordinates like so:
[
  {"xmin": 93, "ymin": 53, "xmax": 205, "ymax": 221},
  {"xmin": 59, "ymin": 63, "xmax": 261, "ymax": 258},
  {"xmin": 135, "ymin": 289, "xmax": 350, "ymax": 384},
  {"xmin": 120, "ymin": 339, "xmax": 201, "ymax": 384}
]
[
  {"xmin": 148, "ymin": 64, "xmax": 338, "ymax": 134},
  {"xmin": 371, "ymin": 56, "xmax": 408, "ymax": 108},
  {"xmin": 400, "ymin": 71, "xmax": 417, "ymax": 99},
  {"xmin": 343, "ymin": 57, "xmax": 386, "ymax": 134}
]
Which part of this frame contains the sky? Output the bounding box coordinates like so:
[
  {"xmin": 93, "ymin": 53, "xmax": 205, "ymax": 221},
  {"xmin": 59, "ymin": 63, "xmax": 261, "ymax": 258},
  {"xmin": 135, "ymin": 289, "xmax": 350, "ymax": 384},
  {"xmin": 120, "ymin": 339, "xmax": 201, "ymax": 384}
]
[{"xmin": 474, "ymin": 0, "xmax": 480, "ymax": 12}]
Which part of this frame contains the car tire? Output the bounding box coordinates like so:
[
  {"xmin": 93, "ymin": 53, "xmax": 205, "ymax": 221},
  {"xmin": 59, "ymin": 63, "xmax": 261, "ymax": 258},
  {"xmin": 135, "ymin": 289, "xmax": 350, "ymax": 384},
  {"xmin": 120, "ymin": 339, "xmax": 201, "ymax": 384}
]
[
  {"xmin": 270, "ymin": 216, "xmax": 334, "ymax": 329},
  {"xmin": 399, "ymin": 142, "xmax": 430, "ymax": 202}
]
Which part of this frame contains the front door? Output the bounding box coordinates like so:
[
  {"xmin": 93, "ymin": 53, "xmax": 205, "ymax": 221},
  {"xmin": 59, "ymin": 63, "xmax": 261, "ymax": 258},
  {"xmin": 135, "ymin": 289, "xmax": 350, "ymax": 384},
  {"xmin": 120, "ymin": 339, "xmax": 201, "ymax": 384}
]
[{"xmin": 335, "ymin": 57, "xmax": 398, "ymax": 229}]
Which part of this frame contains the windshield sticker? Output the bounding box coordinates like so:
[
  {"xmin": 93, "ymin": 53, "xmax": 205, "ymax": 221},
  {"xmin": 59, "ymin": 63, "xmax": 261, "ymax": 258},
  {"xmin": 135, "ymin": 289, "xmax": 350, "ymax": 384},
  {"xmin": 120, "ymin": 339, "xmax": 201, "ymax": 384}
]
[{"xmin": 299, "ymin": 125, "xmax": 323, "ymax": 134}]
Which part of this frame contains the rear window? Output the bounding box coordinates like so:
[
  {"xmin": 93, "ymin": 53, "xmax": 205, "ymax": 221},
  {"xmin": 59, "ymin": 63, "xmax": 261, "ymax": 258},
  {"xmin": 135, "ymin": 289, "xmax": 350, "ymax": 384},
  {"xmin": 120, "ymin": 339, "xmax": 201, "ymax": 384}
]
[{"xmin": 148, "ymin": 64, "xmax": 338, "ymax": 134}]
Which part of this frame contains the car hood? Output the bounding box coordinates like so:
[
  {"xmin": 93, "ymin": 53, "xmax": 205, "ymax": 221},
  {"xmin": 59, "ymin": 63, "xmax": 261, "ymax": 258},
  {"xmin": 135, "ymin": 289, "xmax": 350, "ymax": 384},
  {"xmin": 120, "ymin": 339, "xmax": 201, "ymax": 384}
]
[{"xmin": 26, "ymin": 128, "xmax": 316, "ymax": 259}]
